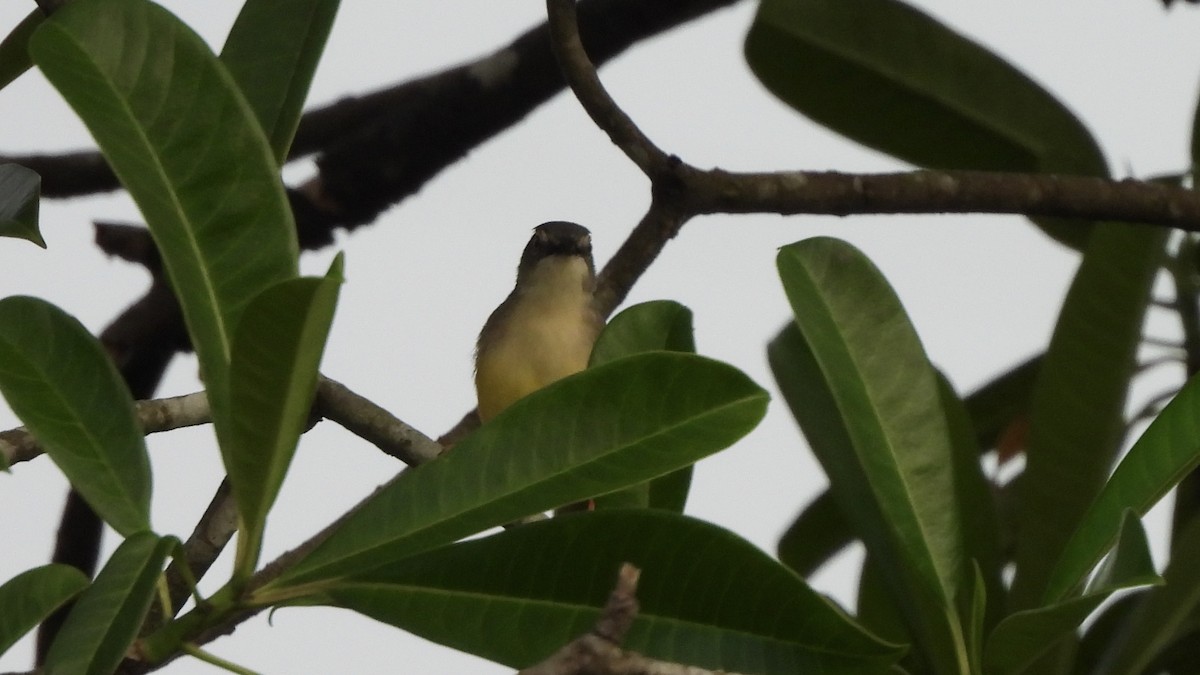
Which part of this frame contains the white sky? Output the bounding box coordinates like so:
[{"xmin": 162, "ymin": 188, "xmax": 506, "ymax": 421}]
[{"xmin": 2, "ymin": 1, "xmax": 1200, "ymax": 673}]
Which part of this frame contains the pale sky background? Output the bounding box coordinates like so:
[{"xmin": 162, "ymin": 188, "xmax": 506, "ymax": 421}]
[{"xmin": 2, "ymin": 1, "xmax": 1200, "ymax": 673}]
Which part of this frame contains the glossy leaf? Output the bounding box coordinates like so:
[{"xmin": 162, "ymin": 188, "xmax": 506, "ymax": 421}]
[
  {"xmin": 321, "ymin": 510, "xmax": 902, "ymax": 673},
  {"xmin": 936, "ymin": 372, "xmax": 1002, "ymax": 632},
  {"xmin": 43, "ymin": 533, "xmax": 175, "ymax": 675},
  {"xmin": 775, "ymin": 237, "xmax": 971, "ymax": 673},
  {"xmin": 220, "ymin": 0, "xmax": 340, "ymax": 162},
  {"xmin": 744, "ymin": 0, "xmax": 1105, "ymax": 177},
  {"xmin": 0, "ymin": 163, "xmax": 43, "ymax": 247},
  {"xmin": 1012, "ymin": 223, "xmax": 1167, "ymax": 607},
  {"xmin": 857, "ymin": 555, "xmax": 921, "ymax": 669},
  {"xmin": 0, "ymin": 297, "xmax": 150, "ymax": 535},
  {"xmin": 30, "ymin": 0, "xmax": 299, "ymax": 445},
  {"xmin": 590, "ymin": 300, "xmax": 697, "ymax": 512},
  {"xmin": 985, "ymin": 513, "xmax": 1161, "ymax": 675},
  {"xmin": 744, "ymin": 0, "xmax": 1105, "ymax": 247},
  {"xmin": 0, "ymin": 9, "xmax": 41, "ymax": 92},
  {"xmin": 0, "ymin": 564, "xmax": 89, "ymax": 658},
  {"xmin": 272, "ymin": 352, "xmax": 768, "ymax": 586},
  {"xmin": 589, "ymin": 300, "xmax": 696, "ymax": 365},
  {"xmin": 227, "ymin": 255, "xmax": 343, "ymax": 577},
  {"xmin": 1092, "ymin": 512, "xmax": 1200, "ymax": 673},
  {"xmin": 1043, "ymin": 366, "xmax": 1200, "ymax": 603},
  {"xmin": 775, "ymin": 356, "xmax": 1029, "ymax": 579}
]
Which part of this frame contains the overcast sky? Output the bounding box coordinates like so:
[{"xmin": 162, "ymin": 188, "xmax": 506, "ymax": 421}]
[{"xmin": 3, "ymin": 1, "xmax": 1200, "ymax": 673}]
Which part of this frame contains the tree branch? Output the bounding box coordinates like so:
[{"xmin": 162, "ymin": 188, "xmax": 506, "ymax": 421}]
[
  {"xmin": 0, "ymin": 391, "xmax": 209, "ymax": 467},
  {"xmin": 545, "ymin": 0, "xmax": 672, "ymax": 178},
  {"xmin": 315, "ymin": 376, "xmax": 443, "ymax": 465},
  {"xmin": 544, "ymin": 0, "xmax": 1200, "ymax": 322},
  {"xmin": 18, "ymin": 1, "xmax": 743, "ymax": 459},
  {"xmin": 144, "ymin": 479, "xmax": 237, "ymax": 633},
  {"xmin": 518, "ymin": 563, "xmax": 746, "ymax": 675},
  {"xmin": 682, "ymin": 168, "xmax": 1200, "ymax": 228},
  {"xmin": 0, "ymin": 376, "xmax": 436, "ymax": 468},
  {"xmin": 8, "ymin": 0, "xmax": 739, "ymax": 217}
]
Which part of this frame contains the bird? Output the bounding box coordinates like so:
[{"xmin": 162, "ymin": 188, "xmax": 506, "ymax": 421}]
[{"xmin": 474, "ymin": 221, "xmax": 602, "ymax": 423}]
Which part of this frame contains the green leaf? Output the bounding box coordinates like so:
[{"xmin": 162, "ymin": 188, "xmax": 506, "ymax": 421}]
[
  {"xmin": 0, "ymin": 163, "xmax": 43, "ymax": 247},
  {"xmin": 965, "ymin": 562, "xmax": 987, "ymax": 675},
  {"xmin": 777, "ymin": 488, "xmax": 852, "ymax": 578},
  {"xmin": 774, "ymin": 237, "xmax": 972, "ymax": 673},
  {"xmin": 0, "ymin": 9, "xmax": 42, "ymax": 92},
  {"xmin": 272, "ymin": 352, "xmax": 768, "ymax": 586},
  {"xmin": 0, "ymin": 297, "xmax": 150, "ymax": 535},
  {"xmin": 220, "ymin": 0, "xmax": 340, "ymax": 162},
  {"xmin": 776, "ymin": 359, "xmax": 1022, "ymax": 581},
  {"xmin": 0, "ymin": 564, "xmax": 89, "ymax": 658},
  {"xmin": 589, "ymin": 300, "xmax": 696, "ymax": 366},
  {"xmin": 590, "ymin": 300, "xmax": 697, "ymax": 512},
  {"xmin": 1012, "ymin": 223, "xmax": 1168, "ymax": 607},
  {"xmin": 935, "ymin": 372, "xmax": 1002, "ymax": 632},
  {"xmin": 857, "ymin": 555, "xmax": 921, "ymax": 668},
  {"xmin": 43, "ymin": 533, "xmax": 175, "ymax": 675},
  {"xmin": 744, "ymin": 0, "xmax": 1106, "ymax": 248},
  {"xmin": 1043, "ymin": 367, "xmax": 1200, "ymax": 603},
  {"xmin": 30, "ymin": 0, "xmax": 299, "ymax": 447},
  {"xmin": 985, "ymin": 513, "xmax": 1161, "ymax": 675},
  {"xmin": 744, "ymin": 0, "xmax": 1105, "ymax": 176},
  {"xmin": 227, "ymin": 254, "xmax": 343, "ymax": 577},
  {"xmin": 1073, "ymin": 592, "xmax": 1145, "ymax": 675},
  {"xmin": 321, "ymin": 510, "xmax": 903, "ymax": 673},
  {"xmin": 1082, "ymin": 515, "xmax": 1200, "ymax": 674}
]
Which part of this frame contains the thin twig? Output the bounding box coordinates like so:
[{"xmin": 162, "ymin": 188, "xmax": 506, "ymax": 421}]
[
  {"xmin": 546, "ymin": 0, "xmax": 671, "ymax": 177},
  {"xmin": 1137, "ymin": 354, "xmax": 1185, "ymax": 374},
  {"xmin": 1128, "ymin": 388, "xmax": 1180, "ymax": 427},
  {"xmin": 518, "ymin": 563, "xmax": 745, "ymax": 675},
  {"xmin": 2, "ymin": 376, "xmax": 438, "ymax": 468},
  {"xmin": 150, "ymin": 480, "xmax": 238, "ymax": 631}
]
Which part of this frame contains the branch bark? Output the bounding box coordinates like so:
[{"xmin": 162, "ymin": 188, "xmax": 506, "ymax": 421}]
[
  {"xmin": 518, "ymin": 563, "xmax": 748, "ymax": 675},
  {"xmin": 1, "ymin": 377, "xmax": 436, "ymax": 469},
  {"xmin": 543, "ymin": 0, "xmax": 1200, "ymax": 321}
]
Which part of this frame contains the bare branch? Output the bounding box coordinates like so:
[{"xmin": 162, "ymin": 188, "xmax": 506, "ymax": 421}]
[
  {"xmin": 9, "ymin": 0, "xmax": 739, "ymax": 208},
  {"xmin": 683, "ymin": 168, "xmax": 1200, "ymax": 230},
  {"xmin": 545, "ymin": 0, "xmax": 1200, "ymax": 326},
  {"xmin": 144, "ymin": 480, "xmax": 237, "ymax": 632},
  {"xmin": 546, "ymin": 0, "xmax": 671, "ymax": 177},
  {"xmin": 1, "ymin": 376, "xmax": 437, "ymax": 468},
  {"xmin": 519, "ymin": 563, "xmax": 746, "ymax": 675},
  {"xmin": 315, "ymin": 376, "xmax": 443, "ymax": 465},
  {"xmin": 0, "ymin": 391, "xmax": 209, "ymax": 467},
  {"xmin": 594, "ymin": 196, "xmax": 690, "ymax": 318}
]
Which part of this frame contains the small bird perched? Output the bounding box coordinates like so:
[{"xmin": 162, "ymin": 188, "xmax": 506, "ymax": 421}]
[{"xmin": 474, "ymin": 221, "xmax": 602, "ymax": 423}]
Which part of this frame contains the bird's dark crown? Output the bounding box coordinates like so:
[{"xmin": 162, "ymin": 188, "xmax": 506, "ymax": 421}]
[{"xmin": 520, "ymin": 221, "xmax": 592, "ymax": 267}]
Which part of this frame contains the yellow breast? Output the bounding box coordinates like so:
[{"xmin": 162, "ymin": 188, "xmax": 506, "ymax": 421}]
[{"xmin": 475, "ymin": 256, "xmax": 599, "ymax": 422}]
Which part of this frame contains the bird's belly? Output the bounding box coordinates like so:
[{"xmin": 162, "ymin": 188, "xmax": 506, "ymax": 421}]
[{"xmin": 475, "ymin": 313, "xmax": 594, "ymax": 421}]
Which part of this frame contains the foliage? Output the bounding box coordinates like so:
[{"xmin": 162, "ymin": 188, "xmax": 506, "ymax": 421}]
[{"xmin": 0, "ymin": 0, "xmax": 1198, "ymax": 673}]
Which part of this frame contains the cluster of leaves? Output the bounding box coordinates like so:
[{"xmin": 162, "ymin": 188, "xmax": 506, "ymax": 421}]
[
  {"xmin": 0, "ymin": 0, "xmax": 1198, "ymax": 674},
  {"xmin": 749, "ymin": 0, "xmax": 1200, "ymax": 672}
]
